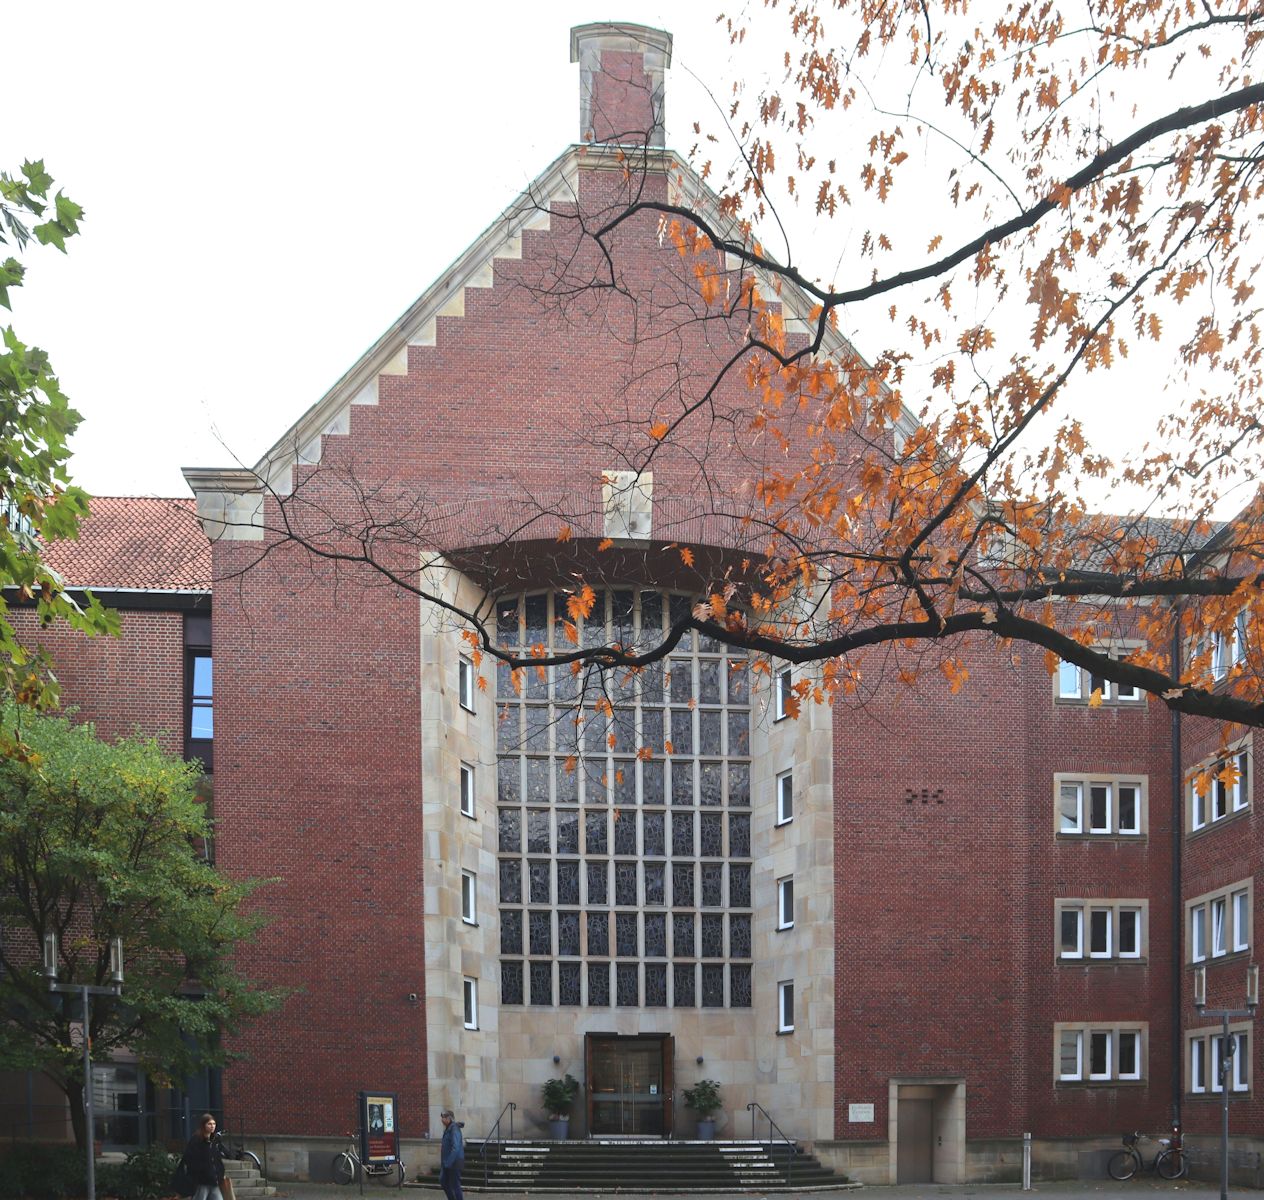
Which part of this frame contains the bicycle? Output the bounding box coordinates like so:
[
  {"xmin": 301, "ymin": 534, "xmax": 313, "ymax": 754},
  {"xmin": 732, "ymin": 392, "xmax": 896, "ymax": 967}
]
[
  {"xmin": 215, "ymin": 1131, "xmax": 263, "ymax": 1174},
  {"xmin": 331, "ymin": 1130, "xmax": 405, "ymax": 1187},
  {"xmin": 1107, "ymin": 1130, "xmax": 1186, "ymax": 1180}
]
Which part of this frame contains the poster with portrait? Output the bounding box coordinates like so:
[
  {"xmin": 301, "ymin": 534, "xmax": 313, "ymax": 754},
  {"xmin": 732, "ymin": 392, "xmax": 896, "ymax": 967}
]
[{"xmin": 358, "ymin": 1091, "xmax": 399, "ymax": 1163}]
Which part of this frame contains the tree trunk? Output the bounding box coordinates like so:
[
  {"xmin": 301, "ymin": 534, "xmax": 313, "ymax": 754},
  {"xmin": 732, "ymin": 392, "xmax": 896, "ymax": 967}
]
[{"xmin": 62, "ymin": 1077, "xmax": 87, "ymax": 1151}]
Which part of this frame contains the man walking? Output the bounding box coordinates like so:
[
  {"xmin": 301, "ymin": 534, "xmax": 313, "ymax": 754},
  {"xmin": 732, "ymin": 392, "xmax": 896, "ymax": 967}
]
[{"xmin": 439, "ymin": 1108, "xmax": 464, "ymax": 1200}]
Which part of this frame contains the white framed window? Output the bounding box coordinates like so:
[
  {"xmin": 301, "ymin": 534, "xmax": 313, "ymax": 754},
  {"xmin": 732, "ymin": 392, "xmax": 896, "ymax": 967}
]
[
  {"xmin": 776, "ymin": 769, "xmax": 794, "ymax": 825},
  {"xmin": 458, "ymin": 655, "xmax": 476, "ymax": 712},
  {"xmin": 461, "ymin": 870, "xmax": 477, "ymax": 924},
  {"xmin": 1191, "ymin": 1037, "xmax": 1206, "ymax": 1094},
  {"xmin": 1055, "ymin": 660, "xmax": 1145, "ymax": 706},
  {"xmin": 777, "ymin": 876, "xmax": 794, "ymax": 930},
  {"xmin": 459, "ymin": 762, "xmax": 476, "ymax": 818},
  {"xmin": 777, "ymin": 980, "xmax": 794, "ymax": 1033},
  {"xmin": 1055, "ymin": 774, "xmax": 1147, "ymax": 837},
  {"xmin": 1058, "ymin": 901, "xmax": 1147, "ymax": 962},
  {"xmin": 1055, "ymin": 1023, "xmax": 1147, "ymax": 1084},
  {"xmin": 1211, "ymin": 613, "xmax": 1247, "ymax": 682},
  {"xmin": 1187, "ymin": 880, "xmax": 1252, "ymax": 962},
  {"xmin": 1202, "ymin": 1032, "xmax": 1250, "ymax": 1094},
  {"xmin": 774, "ymin": 666, "xmax": 793, "ymax": 721},
  {"xmin": 1189, "ymin": 746, "xmax": 1251, "ymax": 832},
  {"xmin": 463, "ymin": 976, "xmax": 478, "ymax": 1030}
]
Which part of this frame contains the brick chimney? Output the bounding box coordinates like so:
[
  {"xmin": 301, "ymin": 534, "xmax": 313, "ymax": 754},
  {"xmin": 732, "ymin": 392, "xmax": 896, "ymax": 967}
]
[{"xmin": 570, "ymin": 22, "xmax": 673, "ymax": 148}]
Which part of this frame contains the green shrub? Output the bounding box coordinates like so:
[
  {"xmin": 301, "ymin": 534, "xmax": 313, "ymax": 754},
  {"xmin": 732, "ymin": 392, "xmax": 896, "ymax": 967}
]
[
  {"xmin": 0, "ymin": 1143, "xmax": 86, "ymax": 1199},
  {"xmin": 98, "ymin": 1145, "xmax": 178, "ymax": 1199}
]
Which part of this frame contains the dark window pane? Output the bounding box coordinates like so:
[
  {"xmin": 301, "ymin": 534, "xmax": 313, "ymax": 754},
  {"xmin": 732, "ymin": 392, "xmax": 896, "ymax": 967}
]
[
  {"xmin": 640, "ymin": 592, "xmax": 662, "ymax": 637},
  {"xmin": 729, "ymin": 813, "xmax": 750, "ymax": 858},
  {"xmin": 588, "ymin": 961, "xmax": 610, "ymax": 1006},
  {"xmin": 527, "ymin": 810, "xmax": 550, "ymax": 853},
  {"xmin": 498, "ymin": 756, "xmax": 521, "ymax": 804},
  {"xmin": 613, "ymin": 759, "xmax": 636, "ymax": 806},
  {"xmin": 614, "ymin": 810, "xmax": 637, "ymax": 855},
  {"xmin": 701, "ymin": 964, "xmax": 724, "ymax": 1007},
  {"xmin": 1090, "ymin": 909, "xmax": 1109, "ymax": 955},
  {"xmin": 700, "ymin": 812, "xmax": 723, "ymax": 857},
  {"xmin": 673, "ymin": 912, "xmax": 695, "ymax": 957},
  {"xmin": 615, "ymin": 862, "xmax": 638, "ymax": 906},
  {"xmin": 641, "ymin": 757, "xmax": 665, "ymax": 804},
  {"xmin": 529, "ymin": 911, "xmax": 552, "ymax": 956},
  {"xmin": 529, "ymin": 860, "xmax": 550, "ymax": 904},
  {"xmin": 587, "ymin": 861, "xmax": 608, "ymax": 906},
  {"xmin": 616, "ymin": 962, "xmax": 639, "ymax": 1006},
  {"xmin": 730, "ymin": 913, "xmax": 752, "ymax": 958},
  {"xmin": 727, "ymin": 662, "xmax": 749, "ymax": 704},
  {"xmin": 728, "ymin": 710, "xmax": 750, "ymax": 756},
  {"xmin": 582, "ymin": 590, "xmax": 607, "ymax": 647},
  {"xmin": 669, "ymin": 595, "xmax": 693, "ymax": 644},
  {"xmin": 524, "ymin": 594, "xmax": 548, "ymax": 647},
  {"xmin": 671, "ymin": 762, "xmax": 694, "ymax": 806},
  {"xmin": 729, "ymin": 863, "xmax": 751, "ymax": 908},
  {"xmin": 698, "ymin": 711, "xmax": 722, "ymax": 755},
  {"xmin": 558, "ymin": 911, "xmax": 581, "ymax": 957},
  {"xmin": 670, "ymin": 708, "xmax": 693, "ymax": 755},
  {"xmin": 673, "ymin": 962, "xmax": 695, "ymax": 1007},
  {"xmin": 672, "ymin": 811, "xmax": 694, "ymax": 856},
  {"xmin": 701, "ymin": 863, "xmax": 724, "ymax": 907},
  {"xmin": 730, "ymin": 964, "xmax": 752, "ymax": 1007},
  {"xmin": 728, "ymin": 763, "xmax": 750, "ymax": 806},
  {"xmin": 525, "ymin": 707, "xmax": 549, "ymax": 752},
  {"xmin": 559, "ymin": 961, "xmax": 581, "ymax": 1006},
  {"xmin": 641, "ymin": 709, "xmax": 664, "ymax": 754},
  {"xmin": 499, "ymin": 860, "xmax": 521, "ymax": 904},
  {"xmin": 1060, "ymin": 909, "xmax": 1079, "ymax": 954},
  {"xmin": 642, "ymin": 811, "xmax": 665, "ymax": 856},
  {"xmin": 669, "ymin": 658, "xmax": 693, "ymax": 704},
  {"xmin": 1090, "ymin": 785, "xmax": 1109, "ymax": 829},
  {"xmin": 1090, "ymin": 1032, "xmax": 1109, "ymax": 1076},
  {"xmin": 646, "ymin": 963, "xmax": 667, "ymax": 1007},
  {"xmin": 530, "ymin": 961, "xmax": 553, "ymax": 1006},
  {"xmin": 501, "ymin": 960, "xmax": 523, "ymax": 1005},
  {"xmin": 699, "ymin": 761, "xmax": 723, "ymax": 806},
  {"xmin": 557, "ymin": 861, "xmax": 580, "ymax": 906},
  {"xmin": 644, "ymin": 912, "xmax": 667, "ymax": 958},
  {"xmin": 698, "ymin": 660, "xmax": 721, "ymax": 704},
  {"xmin": 644, "ymin": 862, "xmax": 666, "ymax": 906},
  {"xmin": 555, "ymin": 758, "xmax": 578, "ymax": 804},
  {"xmin": 498, "ymin": 808, "xmax": 521, "ymax": 853},
  {"xmin": 557, "ymin": 810, "xmax": 579, "ymax": 855},
  {"xmin": 587, "ymin": 911, "xmax": 609, "ymax": 956},
  {"xmin": 497, "ymin": 704, "xmax": 519, "ymax": 752},
  {"xmin": 612, "ymin": 590, "xmax": 634, "ymax": 645},
  {"xmin": 500, "ymin": 910, "xmax": 522, "ymax": 955},
  {"xmin": 585, "ymin": 809, "xmax": 608, "ymax": 854},
  {"xmin": 616, "ymin": 912, "xmax": 639, "ymax": 957},
  {"xmin": 672, "ymin": 862, "xmax": 694, "ymax": 908},
  {"xmin": 701, "ymin": 913, "xmax": 725, "ymax": 958},
  {"xmin": 498, "ymin": 599, "xmax": 521, "ymax": 646}
]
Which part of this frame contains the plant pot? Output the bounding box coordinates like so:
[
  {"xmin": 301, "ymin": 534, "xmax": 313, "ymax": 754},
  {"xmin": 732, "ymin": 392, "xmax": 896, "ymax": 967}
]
[
  {"xmin": 695, "ymin": 1118, "xmax": 715, "ymax": 1141},
  {"xmin": 549, "ymin": 1117, "xmax": 570, "ymax": 1140}
]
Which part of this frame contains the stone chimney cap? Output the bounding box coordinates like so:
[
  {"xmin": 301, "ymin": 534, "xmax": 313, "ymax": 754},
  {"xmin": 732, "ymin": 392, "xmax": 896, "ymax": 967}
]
[{"xmin": 569, "ymin": 22, "xmax": 673, "ymax": 66}]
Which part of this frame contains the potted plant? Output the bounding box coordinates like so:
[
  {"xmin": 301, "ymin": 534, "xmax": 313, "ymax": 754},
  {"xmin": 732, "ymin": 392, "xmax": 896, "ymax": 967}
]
[
  {"xmin": 541, "ymin": 1073, "xmax": 579, "ymax": 1140},
  {"xmin": 682, "ymin": 1078, "xmax": 722, "ymax": 1140}
]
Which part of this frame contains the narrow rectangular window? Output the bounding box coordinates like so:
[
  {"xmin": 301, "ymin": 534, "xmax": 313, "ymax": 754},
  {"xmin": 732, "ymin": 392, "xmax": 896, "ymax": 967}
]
[
  {"xmin": 1211, "ymin": 1036, "xmax": 1225, "ymax": 1093},
  {"xmin": 189, "ymin": 654, "xmax": 213, "ymax": 739},
  {"xmin": 1059, "ymin": 782, "xmax": 1083, "ymax": 833},
  {"xmin": 777, "ymin": 877, "xmax": 794, "ymax": 930},
  {"xmin": 774, "ymin": 667, "xmax": 793, "ymax": 721},
  {"xmin": 1060, "ymin": 907, "xmax": 1083, "ymax": 958},
  {"xmin": 1191, "ymin": 1038, "xmax": 1206, "ymax": 1093},
  {"xmin": 1192, "ymin": 780, "xmax": 1207, "ymax": 830},
  {"xmin": 1233, "ymin": 612, "xmax": 1248, "ymax": 666},
  {"xmin": 458, "ymin": 655, "xmax": 475, "ymax": 712},
  {"xmin": 1191, "ymin": 904, "xmax": 1206, "ymax": 962},
  {"xmin": 1118, "ymin": 909, "xmax": 1141, "ymax": 958},
  {"xmin": 1213, "ymin": 769, "xmax": 1229, "ymax": 821},
  {"xmin": 1116, "ymin": 679, "xmax": 1140, "ymax": 702},
  {"xmin": 1211, "ymin": 897, "xmax": 1227, "ymax": 957},
  {"xmin": 459, "ymin": 762, "xmax": 475, "ymax": 818},
  {"xmin": 1232, "ymin": 890, "xmax": 1250, "ymax": 952},
  {"xmin": 1117, "ymin": 784, "xmax": 1139, "ymax": 834},
  {"xmin": 1232, "ymin": 751, "xmax": 1249, "ymax": 811},
  {"xmin": 1089, "ymin": 909, "xmax": 1111, "ymax": 958},
  {"xmin": 1057, "ymin": 660, "xmax": 1082, "ymax": 699},
  {"xmin": 463, "ymin": 977, "xmax": 478, "ymax": 1030},
  {"xmin": 1089, "ymin": 784, "xmax": 1111, "ymax": 834},
  {"xmin": 1089, "ymin": 1031, "xmax": 1111, "ymax": 1080},
  {"xmin": 1213, "ymin": 632, "xmax": 1230, "ymax": 681},
  {"xmin": 461, "ymin": 870, "xmax": 477, "ymax": 924},
  {"xmin": 1232, "ymin": 1033, "xmax": 1248, "ymax": 1092},
  {"xmin": 777, "ymin": 980, "xmax": 794, "ymax": 1033},
  {"xmin": 1059, "ymin": 1029, "xmax": 1082, "ymax": 1081},
  {"xmin": 1117, "ymin": 1031, "xmax": 1140, "ymax": 1080},
  {"xmin": 776, "ymin": 770, "xmax": 794, "ymax": 825}
]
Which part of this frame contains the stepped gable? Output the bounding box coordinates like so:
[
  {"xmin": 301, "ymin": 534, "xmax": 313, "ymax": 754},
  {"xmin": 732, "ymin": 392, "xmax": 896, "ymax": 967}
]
[{"xmin": 40, "ymin": 496, "xmax": 211, "ymax": 591}]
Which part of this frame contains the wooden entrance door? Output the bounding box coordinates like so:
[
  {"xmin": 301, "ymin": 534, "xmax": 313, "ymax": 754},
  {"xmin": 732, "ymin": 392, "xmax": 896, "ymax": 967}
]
[{"xmin": 585, "ymin": 1034, "xmax": 672, "ymax": 1136}]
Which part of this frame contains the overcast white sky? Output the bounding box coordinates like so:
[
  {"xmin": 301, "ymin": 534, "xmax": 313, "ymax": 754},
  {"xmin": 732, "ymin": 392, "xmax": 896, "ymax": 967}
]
[{"xmin": 5, "ymin": 3, "xmax": 759, "ymax": 498}]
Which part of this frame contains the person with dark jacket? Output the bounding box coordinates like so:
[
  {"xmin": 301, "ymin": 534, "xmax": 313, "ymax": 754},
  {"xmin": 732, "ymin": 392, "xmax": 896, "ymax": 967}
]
[
  {"xmin": 439, "ymin": 1108, "xmax": 464, "ymax": 1200},
  {"xmin": 181, "ymin": 1113, "xmax": 226, "ymax": 1200}
]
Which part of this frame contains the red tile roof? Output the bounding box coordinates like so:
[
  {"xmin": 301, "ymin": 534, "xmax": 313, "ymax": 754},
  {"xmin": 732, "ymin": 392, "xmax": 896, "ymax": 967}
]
[{"xmin": 40, "ymin": 496, "xmax": 211, "ymax": 591}]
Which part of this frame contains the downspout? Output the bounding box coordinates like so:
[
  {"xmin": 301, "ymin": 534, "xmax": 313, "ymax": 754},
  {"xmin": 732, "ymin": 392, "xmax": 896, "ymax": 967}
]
[{"xmin": 1170, "ymin": 617, "xmax": 1183, "ymax": 1131}]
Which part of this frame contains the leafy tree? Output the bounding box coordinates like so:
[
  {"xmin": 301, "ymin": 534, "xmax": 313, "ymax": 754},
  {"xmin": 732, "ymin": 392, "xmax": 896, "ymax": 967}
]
[
  {"xmin": 0, "ymin": 705, "xmax": 282, "ymax": 1149},
  {"xmin": 213, "ymin": 4, "xmax": 1264, "ymax": 731},
  {"xmin": 0, "ymin": 161, "xmax": 116, "ymax": 714}
]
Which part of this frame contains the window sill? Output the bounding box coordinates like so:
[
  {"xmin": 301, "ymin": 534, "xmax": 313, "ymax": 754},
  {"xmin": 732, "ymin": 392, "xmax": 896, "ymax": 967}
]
[
  {"xmin": 1187, "ymin": 807, "xmax": 1251, "ymax": 840},
  {"xmin": 1055, "ymin": 1079, "xmax": 1148, "ymax": 1089},
  {"xmin": 1188, "ymin": 949, "xmax": 1252, "ymax": 969},
  {"xmin": 1186, "ymin": 1090, "xmax": 1250, "ymax": 1100},
  {"xmin": 1058, "ymin": 957, "xmax": 1148, "ymax": 967},
  {"xmin": 776, "ymin": 1028, "xmax": 794, "ymax": 1036},
  {"xmin": 775, "ymin": 817, "xmax": 793, "ymax": 828},
  {"xmin": 1054, "ymin": 698, "xmax": 1147, "ymax": 710},
  {"xmin": 1056, "ymin": 832, "xmax": 1147, "ymax": 843}
]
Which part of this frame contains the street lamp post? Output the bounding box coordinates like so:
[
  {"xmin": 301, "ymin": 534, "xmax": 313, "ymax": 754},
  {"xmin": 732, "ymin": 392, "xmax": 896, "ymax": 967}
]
[
  {"xmin": 43, "ymin": 932, "xmax": 124, "ymax": 1200},
  {"xmin": 1193, "ymin": 963, "xmax": 1259, "ymax": 1200}
]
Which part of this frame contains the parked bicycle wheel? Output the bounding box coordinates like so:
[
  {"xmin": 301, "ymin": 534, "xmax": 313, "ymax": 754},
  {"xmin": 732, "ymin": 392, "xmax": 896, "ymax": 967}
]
[
  {"xmin": 331, "ymin": 1152, "xmax": 358, "ymax": 1185},
  {"xmin": 1108, "ymin": 1149, "xmax": 1140, "ymax": 1180},
  {"xmin": 238, "ymin": 1149, "xmax": 263, "ymax": 1173},
  {"xmin": 1157, "ymin": 1148, "xmax": 1186, "ymax": 1180}
]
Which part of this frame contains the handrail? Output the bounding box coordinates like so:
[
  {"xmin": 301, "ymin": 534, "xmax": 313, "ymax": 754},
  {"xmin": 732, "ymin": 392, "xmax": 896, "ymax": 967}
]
[
  {"xmin": 746, "ymin": 1101, "xmax": 795, "ymax": 1184},
  {"xmin": 482, "ymin": 1101, "xmax": 517, "ymax": 1189}
]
